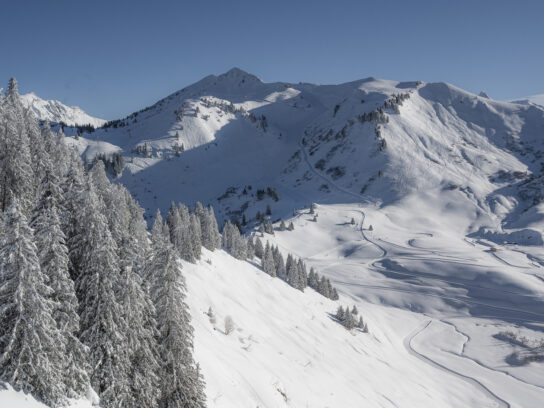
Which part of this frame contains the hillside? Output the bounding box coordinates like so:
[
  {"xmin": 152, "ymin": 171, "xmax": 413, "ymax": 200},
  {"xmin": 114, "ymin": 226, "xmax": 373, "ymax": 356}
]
[{"xmin": 55, "ymin": 69, "xmax": 544, "ymax": 407}]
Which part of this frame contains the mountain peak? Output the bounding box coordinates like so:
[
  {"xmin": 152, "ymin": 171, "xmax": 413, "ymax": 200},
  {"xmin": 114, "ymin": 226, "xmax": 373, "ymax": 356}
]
[{"xmin": 218, "ymin": 67, "xmax": 262, "ymax": 83}]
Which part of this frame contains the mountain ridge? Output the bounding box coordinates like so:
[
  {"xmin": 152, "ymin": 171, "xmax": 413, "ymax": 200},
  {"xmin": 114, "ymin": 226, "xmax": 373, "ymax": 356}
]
[{"xmin": 21, "ymin": 92, "xmax": 106, "ymax": 128}]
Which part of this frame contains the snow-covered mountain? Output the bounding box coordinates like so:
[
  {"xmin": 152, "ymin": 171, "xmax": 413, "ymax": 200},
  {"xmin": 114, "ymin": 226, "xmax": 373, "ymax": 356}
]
[
  {"xmin": 511, "ymin": 93, "xmax": 544, "ymax": 107},
  {"xmin": 73, "ymin": 68, "xmax": 544, "ymax": 236},
  {"xmin": 61, "ymin": 69, "xmax": 544, "ymax": 407},
  {"xmin": 21, "ymin": 92, "xmax": 105, "ymax": 127}
]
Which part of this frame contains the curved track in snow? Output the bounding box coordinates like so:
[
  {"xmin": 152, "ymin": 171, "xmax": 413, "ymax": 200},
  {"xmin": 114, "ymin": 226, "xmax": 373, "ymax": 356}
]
[{"xmin": 404, "ymin": 320, "xmax": 510, "ymax": 408}]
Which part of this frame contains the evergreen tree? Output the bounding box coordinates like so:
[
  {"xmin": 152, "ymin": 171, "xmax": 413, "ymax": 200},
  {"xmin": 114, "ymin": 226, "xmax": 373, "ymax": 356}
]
[
  {"xmin": 119, "ymin": 268, "xmax": 161, "ymax": 408},
  {"xmin": 147, "ymin": 238, "xmax": 206, "ymax": 408},
  {"xmin": 262, "ymin": 242, "xmax": 277, "ymax": 277},
  {"xmin": 30, "ymin": 172, "xmax": 90, "ymax": 398},
  {"xmin": 273, "ymin": 247, "xmax": 286, "ymax": 279},
  {"xmin": 331, "ymin": 287, "xmax": 339, "ymax": 301},
  {"xmin": 72, "ymin": 183, "xmax": 132, "ymax": 407},
  {"xmin": 207, "ymin": 206, "xmax": 222, "ymax": 249},
  {"xmin": 246, "ymin": 237, "xmax": 255, "ymax": 259},
  {"xmin": 279, "ymin": 220, "xmax": 286, "ymax": 231},
  {"xmin": 318, "ymin": 276, "xmax": 330, "ymax": 298},
  {"xmin": 308, "ymin": 267, "xmax": 319, "ymax": 290},
  {"xmin": 297, "ymin": 259, "xmax": 308, "ymax": 290},
  {"xmin": 286, "ymin": 254, "xmax": 299, "ymax": 288},
  {"xmin": 336, "ymin": 306, "xmax": 345, "ymax": 321},
  {"xmin": 254, "ymin": 237, "xmax": 264, "ymax": 259},
  {"xmin": 263, "ymin": 220, "xmax": 275, "ymax": 235},
  {"xmin": 189, "ymin": 213, "xmax": 203, "ymax": 260},
  {"xmin": 178, "ymin": 204, "xmax": 197, "ymax": 262},
  {"xmin": 0, "ymin": 78, "xmax": 35, "ymax": 213},
  {"xmin": 0, "ymin": 201, "xmax": 67, "ymax": 407},
  {"xmin": 287, "ymin": 221, "xmax": 295, "ymax": 231}
]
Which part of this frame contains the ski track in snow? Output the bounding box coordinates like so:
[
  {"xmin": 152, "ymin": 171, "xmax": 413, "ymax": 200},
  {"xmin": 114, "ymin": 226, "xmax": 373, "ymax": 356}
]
[
  {"xmin": 404, "ymin": 320, "xmax": 510, "ymax": 408},
  {"xmin": 441, "ymin": 319, "xmax": 544, "ymax": 391}
]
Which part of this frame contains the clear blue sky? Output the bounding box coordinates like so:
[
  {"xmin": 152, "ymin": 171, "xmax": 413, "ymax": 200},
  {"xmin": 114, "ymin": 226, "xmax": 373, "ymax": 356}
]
[{"xmin": 1, "ymin": 0, "xmax": 542, "ymax": 119}]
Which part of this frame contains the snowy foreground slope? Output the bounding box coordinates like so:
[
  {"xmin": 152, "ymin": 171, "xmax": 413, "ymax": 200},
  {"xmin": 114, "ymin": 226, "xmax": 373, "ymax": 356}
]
[
  {"xmin": 184, "ymin": 246, "xmax": 542, "ymax": 408},
  {"xmin": 21, "ymin": 92, "xmax": 105, "ymax": 127},
  {"xmin": 0, "ymin": 386, "xmax": 95, "ymax": 408}
]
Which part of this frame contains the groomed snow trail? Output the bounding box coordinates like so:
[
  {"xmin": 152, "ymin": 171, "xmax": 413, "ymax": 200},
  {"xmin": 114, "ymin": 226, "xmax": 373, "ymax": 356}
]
[{"xmin": 404, "ymin": 321, "xmax": 510, "ymax": 408}]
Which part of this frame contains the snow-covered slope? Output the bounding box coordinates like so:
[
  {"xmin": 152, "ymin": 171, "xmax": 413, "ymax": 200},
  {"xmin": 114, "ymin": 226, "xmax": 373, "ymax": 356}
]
[
  {"xmin": 73, "ymin": 69, "xmax": 544, "ymax": 236},
  {"xmin": 512, "ymin": 93, "xmax": 544, "ymax": 107},
  {"xmin": 65, "ymin": 69, "xmax": 544, "ymax": 406},
  {"xmin": 21, "ymin": 92, "xmax": 105, "ymax": 127},
  {"xmin": 0, "ymin": 385, "xmax": 96, "ymax": 408},
  {"xmin": 185, "ymin": 225, "xmax": 544, "ymax": 407}
]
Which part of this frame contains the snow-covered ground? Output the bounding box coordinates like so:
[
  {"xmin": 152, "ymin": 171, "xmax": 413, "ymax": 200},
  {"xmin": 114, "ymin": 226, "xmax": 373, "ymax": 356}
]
[
  {"xmin": 49, "ymin": 68, "xmax": 544, "ymax": 407},
  {"xmin": 182, "ymin": 199, "xmax": 544, "ymax": 407},
  {"xmin": 0, "ymin": 385, "xmax": 96, "ymax": 408}
]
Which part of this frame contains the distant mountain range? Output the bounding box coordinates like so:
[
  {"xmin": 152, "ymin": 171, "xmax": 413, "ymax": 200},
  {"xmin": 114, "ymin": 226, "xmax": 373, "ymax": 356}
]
[{"xmin": 21, "ymin": 92, "xmax": 105, "ymax": 127}]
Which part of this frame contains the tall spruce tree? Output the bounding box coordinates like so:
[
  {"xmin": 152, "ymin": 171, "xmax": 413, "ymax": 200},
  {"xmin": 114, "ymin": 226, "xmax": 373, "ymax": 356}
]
[
  {"xmin": 147, "ymin": 235, "xmax": 206, "ymax": 408},
  {"xmin": 262, "ymin": 242, "xmax": 277, "ymax": 277},
  {"xmin": 72, "ymin": 182, "xmax": 132, "ymax": 407},
  {"xmin": 30, "ymin": 171, "xmax": 90, "ymax": 398},
  {"xmin": 0, "ymin": 201, "xmax": 67, "ymax": 407}
]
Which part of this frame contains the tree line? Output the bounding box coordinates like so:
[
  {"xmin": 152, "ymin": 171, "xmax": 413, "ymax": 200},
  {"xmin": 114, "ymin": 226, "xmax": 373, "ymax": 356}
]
[{"xmin": 0, "ymin": 79, "xmax": 206, "ymax": 408}]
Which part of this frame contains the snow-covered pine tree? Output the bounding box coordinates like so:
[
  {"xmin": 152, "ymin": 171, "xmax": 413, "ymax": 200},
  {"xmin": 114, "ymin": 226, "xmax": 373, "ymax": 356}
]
[
  {"xmin": 262, "ymin": 242, "xmax": 277, "ymax": 277},
  {"xmin": 279, "ymin": 220, "xmax": 286, "ymax": 231},
  {"xmin": 124, "ymin": 188, "xmax": 151, "ymax": 275},
  {"xmin": 331, "ymin": 287, "xmax": 339, "ymax": 301},
  {"xmin": 222, "ymin": 220, "xmax": 234, "ymax": 254},
  {"xmin": 286, "ymin": 254, "xmax": 299, "ymax": 288},
  {"xmin": 318, "ymin": 276, "xmax": 330, "ymax": 298},
  {"xmin": 308, "ymin": 267, "xmax": 318, "ymax": 289},
  {"xmin": 147, "ymin": 234, "xmax": 206, "ymax": 408},
  {"xmin": 246, "ymin": 237, "xmax": 255, "ymax": 259},
  {"xmin": 273, "ymin": 247, "xmax": 286, "ymax": 279},
  {"xmin": 254, "ymin": 236, "xmax": 264, "ymax": 259},
  {"xmin": 0, "ymin": 79, "xmax": 35, "ymax": 213},
  {"xmin": 189, "ymin": 213, "xmax": 203, "ymax": 260},
  {"xmin": 264, "ymin": 220, "xmax": 274, "ymax": 235},
  {"xmin": 151, "ymin": 210, "xmax": 169, "ymax": 251},
  {"xmin": 336, "ymin": 306, "xmax": 345, "ymax": 321},
  {"xmin": 0, "ymin": 201, "xmax": 67, "ymax": 407},
  {"xmin": 71, "ymin": 182, "xmax": 132, "ymax": 407},
  {"xmin": 168, "ymin": 203, "xmax": 195, "ymax": 262},
  {"xmin": 178, "ymin": 204, "xmax": 197, "ymax": 262},
  {"xmin": 119, "ymin": 267, "xmax": 161, "ymax": 408},
  {"xmin": 207, "ymin": 205, "xmax": 222, "ymax": 249},
  {"xmin": 30, "ymin": 171, "xmax": 90, "ymax": 398},
  {"xmin": 297, "ymin": 258, "xmax": 308, "ymax": 290},
  {"xmin": 287, "ymin": 221, "xmax": 295, "ymax": 231},
  {"xmin": 343, "ymin": 309, "xmax": 356, "ymax": 330}
]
